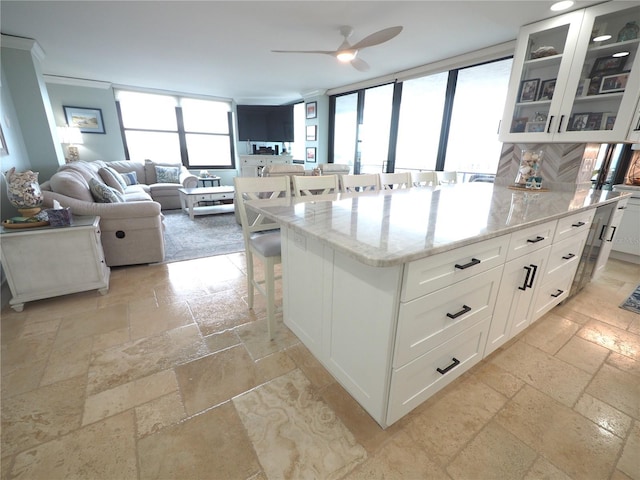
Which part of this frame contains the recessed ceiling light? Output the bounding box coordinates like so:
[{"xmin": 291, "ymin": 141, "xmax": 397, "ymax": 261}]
[
  {"xmin": 612, "ymin": 51, "xmax": 630, "ymax": 57},
  {"xmin": 593, "ymin": 34, "xmax": 612, "ymax": 42},
  {"xmin": 550, "ymin": 1, "xmax": 574, "ymax": 11}
]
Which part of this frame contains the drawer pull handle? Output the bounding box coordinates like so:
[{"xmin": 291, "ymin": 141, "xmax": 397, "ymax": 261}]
[
  {"xmin": 454, "ymin": 258, "xmax": 481, "ymax": 270},
  {"xmin": 437, "ymin": 357, "xmax": 460, "ymax": 375},
  {"xmin": 562, "ymin": 253, "xmax": 575, "ymax": 260},
  {"xmin": 599, "ymin": 225, "xmax": 607, "ymax": 241},
  {"xmin": 618, "ymin": 206, "xmax": 627, "ymax": 210},
  {"xmin": 571, "ymin": 221, "xmax": 585, "ymax": 227},
  {"xmin": 527, "ymin": 236, "xmax": 545, "ymax": 243},
  {"xmin": 607, "ymin": 226, "xmax": 617, "ymax": 242},
  {"xmin": 519, "ymin": 265, "xmax": 532, "ymax": 291},
  {"xmin": 446, "ymin": 305, "xmax": 472, "ymax": 319},
  {"xmin": 551, "ymin": 289, "xmax": 564, "ymax": 298}
]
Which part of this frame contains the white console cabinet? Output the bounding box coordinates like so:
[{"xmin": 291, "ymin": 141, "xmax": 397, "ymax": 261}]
[
  {"xmin": 239, "ymin": 155, "xmax": 293, "ymax": 177},
  {"xmin": 0, "ymin": 216, "xmax": 110, "ymax": 311}
]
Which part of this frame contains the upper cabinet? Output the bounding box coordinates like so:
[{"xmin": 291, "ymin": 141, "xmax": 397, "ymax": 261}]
[{"xmin": 500, "ymin": 3, "xmax": 640, "ymax": 143}]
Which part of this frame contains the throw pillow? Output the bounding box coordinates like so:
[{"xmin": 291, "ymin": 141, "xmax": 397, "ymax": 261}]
[
  {"xmin": 89, "ymin": 178, "xmax": 124, "ymax": 203},
  {"xmin": 121, "ymin": 171, "xmax": 138, "ymax": 186},
  {"xmin": 98, "ymin": 167, "xmax": 126, "ymax": 193},
  {"xmin": 155, "ymin": 165, "xmax": 180, "ymax": 184}
]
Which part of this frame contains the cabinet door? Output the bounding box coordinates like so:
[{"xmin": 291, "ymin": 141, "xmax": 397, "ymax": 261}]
[
  {"xmin": 485, "ymin": 246, "xmax": 550, "ymax": 356},
  {"xmin": 593, "ymin": 198, "xmax": 630, "ymax": 277},
  {"xmin": 628, "ymin": 97, "xmax": 640, "ymax": 143},
  {"xmin": 612, "ymin": 198, "xmax": 640, "ymax": 257},
  {"xmin": 559, "ymin": 3, "xmax": 640, "ymax": 143},
  {"xmin": 500, "ymin": 11, "xmax": 584, "ymax": 142}
]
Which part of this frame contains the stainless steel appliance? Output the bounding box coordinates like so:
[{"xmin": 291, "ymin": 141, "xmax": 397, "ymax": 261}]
[{"xmin": 569, "ymin": 202, "xmax": 617, "ymax": 297}]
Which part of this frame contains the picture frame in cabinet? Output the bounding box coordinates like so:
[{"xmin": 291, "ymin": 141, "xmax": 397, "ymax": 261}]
[
  {"xmin": 602, "ymin": 113, "xmax": 616, "ymax": 130},
  {"xmin": 599, "ymin": 71, "xmax": 629, "ymax": 93},
  {"xmin": 589, "ymin": 55, "xmax": 627, "ymax": 77},
  {"xmin": 538, "ymin": 79, "xmax": 556, "ymax": 101},
  {"xmin": 518, "ymin": 79, "xmax": 540, "ymax": 103},
  {"xmin": 525, "ymin": 121, "xmax": 546, "ymax": 133},
  {"xmin": 568, "ymin": 113, "xmax": 590, "ymax": 131},
  {"xmin": 511, "ymin": 117, "xmax": 529, "ymax": 133},
  {"xmin": 586, "ymin": 112, "xmax": 603, "ymax": 130}
]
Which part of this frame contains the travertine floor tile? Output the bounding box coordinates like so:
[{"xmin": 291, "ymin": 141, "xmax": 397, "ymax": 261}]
[
  {"xmin": 188, "ymin": 289, "xmax": 257, "ymax": 335},
  {"xmin": 346, "ymin": 431, "xmax": 449, "ymax": 479},
  {"xmin": 578, "ymin": 319, "xmax": 640, "ymax": 360},
  {"xmin": 255, "ymin": 350, "xmax": 297, "ymax": 383},
  {"xmin": 234, "ymin": 369, "xmax": 366, "ymax": 480},
  {"xmin": 523, "ymin": 456, "xmax": 572, "ymax": 480},
  {"xmin": 286, "ymin": 342, "xmax": 336, "ymax": 390},
  {"xmin": 405, "ymin": 376, "xmax": 507, "ymax": 466},
  {"xmin": 128, "ymin": 300, "xmax": 194, "ymax": 339},
  {"xmin": 1, "ymin": 330, "xmax": 57, "ymax": 377},
  {"xmin": 54, "ymin": 304, "xmax": 129, "ymax": 346},
  {"xmin": 447, "ymin": 421, "xmax": 537, "ymax": 480},
  {"xmin": 496, "ymin": 385, "xmax": 623, "ymax": 479},
  {"xmin": 135, "ymin": 391, "xmax": 186, "ymax": 438},
  {"xmin": 40, "ymin": 335, "xmax": 93, "ymax": 386},
  {"xmin": 236, "ymin": 316, "xmax": 299, "ymax": 361},
  {"xmin": 555, "ymin": 335, "xmax": 609, "ymax": 374},
  {"xmin": 574, "ymin": 393, "xmax": 633, "ymax": 439},
  {"xmin": 138, "ymin": 402, "xmax": 261, "ymax": 480},
  {"xmin": 586, "ymin": 364, "xmax": 640, "ymax": 420},
  {"xmin": 175, "ymin": 345, "xmax": 260, "ymax": 415},
  {"xmin": 617, "ymin": 421, "xmax": 640, "ymax": 480},
  {"xmin": 490, "ymin": 340, "xmax": 592, "ymax": 407},
  {"xmin": 1, "ymin": 376, "xmax": 86, "ymax": 457},
  {"xmin": 9, "ymin": 411, "xmax": 137, "ymax": 480},
  {"xmin": 472, "ymin": 361, "xmax": 526, "ymax": 398},
  {"xmin": 522, "ymin": 313, "xmax": 579, "ymax": 354},
  {"xmin": 607, "ymin": 352, "xmax": 640, "ymax": 378}
]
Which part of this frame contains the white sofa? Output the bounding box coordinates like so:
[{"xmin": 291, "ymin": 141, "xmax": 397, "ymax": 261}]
[{"xmin": 40, "ymin": 159, "xmax": 197, "ymax": 266}]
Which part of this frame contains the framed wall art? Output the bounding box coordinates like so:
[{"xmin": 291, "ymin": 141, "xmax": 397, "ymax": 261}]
[
  {"xmin": 306, "ymin": 125, "xmax": 317, "ymax": 141},
  {"xmin": 306, "ymin": 147, "xmax": 316, "ymax": 162},
  {"xmin": 305, "ymin": 102, "xmax": 317, "ymax": 119},
  {"xmin": 63, "ymin": 106, "xmax": 106, "ymax": 134}
]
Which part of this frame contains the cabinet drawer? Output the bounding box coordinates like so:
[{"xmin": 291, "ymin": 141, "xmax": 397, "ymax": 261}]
[
  {"xmin": 395, "ymin": 265, "xmax": 502, "ymax": 367},
  {"xmin": 387, "ymin": 318, "xmax": 489, "ymax": 426},
  {"xmin": 506, "ymin": 220, "xmax": 556, "ymax": 261},
  {"xmin": 554, "ymin": 209, "xmax": 595, "ymax": 243},
  {"xmin": 546, "ymin": 230, "xmax": 588, "ymax": 275},
  {"xmin": 402, "ymin": 235, "xmax": 509, "ymax": 301},
  {"xmin": 530, "ymin": 267, "xmax": 576, "ymax": 321}
]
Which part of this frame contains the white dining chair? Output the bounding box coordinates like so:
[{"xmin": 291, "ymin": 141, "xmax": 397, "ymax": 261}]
[
  {"xmin": 340, "ymin": 173, "xmax": 380, "ymax": 193},
  {"xmin": 411, "ymin": 170, "xmax": 439, "ymax": 187},
  {"xmin": 233, "ymin": 176, "xmax": 290, "ymax": 340},
  {"xmin": 379, "ymin": 172, "xmax": 412, "ymax": 190},
  {"xmin": 292, "ymin": 174, "xmax": 340, "ymax": 197},
  {"xmin": 437, "ymin": 171, "xmax": 458, "ymax": 185}
]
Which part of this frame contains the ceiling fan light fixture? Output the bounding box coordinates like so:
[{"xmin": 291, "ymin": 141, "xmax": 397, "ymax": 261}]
[
  {"xmin": 336, "ymin": 50, "xmax": 357, "ymax": 62},
  {"xmin": 550, "ymin": 1, "xmax": 574, "ymax": 12}
]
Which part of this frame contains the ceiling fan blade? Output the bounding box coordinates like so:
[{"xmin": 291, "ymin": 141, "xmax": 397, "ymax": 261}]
[
  {"xmin": 271, "ymin": 49, "xmax": 335, "ymax": 55},
  {"xmin": 351, "ymin": 57, "xmax": 370, "ymax": 72},
  {"xmin": 351, "ymin": 26, "xmax": 403, "ymax": 50}
]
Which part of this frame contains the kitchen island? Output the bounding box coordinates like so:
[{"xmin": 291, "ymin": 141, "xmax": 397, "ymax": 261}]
[{"xmin": 246, "ymin": 183, "xmax": 629, "ymax": 428}]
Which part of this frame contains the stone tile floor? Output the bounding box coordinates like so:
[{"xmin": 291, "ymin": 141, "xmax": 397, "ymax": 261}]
[{"xmin": 1, "ymin": 254, "xmax": 638, "ymax": 480}]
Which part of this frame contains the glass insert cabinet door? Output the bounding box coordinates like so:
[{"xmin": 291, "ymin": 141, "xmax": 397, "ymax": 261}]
[{"xmin": 500, "ymin": 2, "xmax": 640, "ymax": 143}]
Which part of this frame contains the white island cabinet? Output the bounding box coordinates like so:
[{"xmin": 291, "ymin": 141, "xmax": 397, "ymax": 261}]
[
  {"xmin": 0, "ymin": 215, "xmax": 110, "ymax": 311},
  {"xmin": 247, "ymin": 184, "xmax": 628, "ymax": 428}
]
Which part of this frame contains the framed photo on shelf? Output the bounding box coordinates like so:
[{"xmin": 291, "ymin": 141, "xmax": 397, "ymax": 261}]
[
  {"xmin": 305, "ymin": 102, "xmax": 317, "ymax": 119},
  {"xmin": 568, "ymin": 113, "xmax": 590, "ymax": 131},
  {"xmin": 538, "ymin": 79, "xmax": 556, "ymax": 101},
  {"xmin": 306, "ymin": 147, "xmax": 316, "ymax": 162},
  {"xmin": 585, "ymin": 112, "xmax": 603, "ymax": 130},
  {"xmin": 599, "ymin": 71, "xmax": 629, "ymax": 94},
  {"xmin": 602, "ymin": 113, "xmax": 616, "ymax": 130},
  {"xmin": 63, "ymin": 106, "xmax": 105, "ymax": 134},
  {"xmin": 589, "ymin": 55, "xmax": 626, "ymax": 77},
  {"xmin": 518, "ymin": 78, "xmax": 540, "ymax": 103},
  {"xmin": 306, "ymin": 125, "xmax": 317, "ymax": 141},
  {"xmin": 525, "ymin": 121, "xmax": 546, "ymax": 133},
  {"xmin": 511, "ymin": 117, "xmax": 528, "ymax": 133}
]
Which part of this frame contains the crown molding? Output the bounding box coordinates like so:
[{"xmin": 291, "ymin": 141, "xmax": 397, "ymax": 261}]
[
  {"xmin": 43, "ymin": 75, "xmax": 112, "ymax": 89},
  {"xmin": 1, "ymin": 34, "xmax": 45, "ymax": 62}
]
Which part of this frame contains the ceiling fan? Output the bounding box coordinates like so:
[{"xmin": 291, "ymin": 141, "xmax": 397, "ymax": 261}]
[{"xmin": 271, "ymin": 25, "xmax": 403, "ymax": 72}]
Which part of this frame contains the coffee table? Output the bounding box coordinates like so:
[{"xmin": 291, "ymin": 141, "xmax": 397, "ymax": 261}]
[{"xmin": 178, "ymin": 186, "xmax": 235, "ymax": 219}]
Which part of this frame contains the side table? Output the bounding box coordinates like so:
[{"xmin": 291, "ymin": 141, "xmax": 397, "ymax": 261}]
[
  {"xmin": 198, "ymin": 176, "xmax": 221, "ymax": 187},
  {"xmin": 0, "ymin": 215, "xmax": 110, "ymax": 311}
]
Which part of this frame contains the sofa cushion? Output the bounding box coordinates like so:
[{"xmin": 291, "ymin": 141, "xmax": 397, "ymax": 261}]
[
  {"xmin": 106, "ymin": 160, "xmax": 147, "ymax": 184},
  {"xmin": 99, "ymin": 166, "xmax": 126, "ymax": 193},
  {"xmin": 50, "ymin": 170, "xmax": 94, "ymax": 202},
  {"xmin": 145, "ymin": 159, "xmax": 182, "ymax": 184},
  {"xmin": 59, "ymin": 160, "xmax": 105, "ymax": 185},
  {"xmin": 155, "ymin": 165, "xmax": 180, "ymax": 184},
  {"xmin": 121, "ymin": 171, "xmax": 139, "ymax": 185},
  {"xmin": 89, "ymin": 178, "xmax": 124, "ymax": 203}
]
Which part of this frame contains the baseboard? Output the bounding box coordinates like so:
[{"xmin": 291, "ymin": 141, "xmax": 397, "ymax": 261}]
[{"xmin": 610, "ymin": 250, "xmax": 640, "ymax": 265}]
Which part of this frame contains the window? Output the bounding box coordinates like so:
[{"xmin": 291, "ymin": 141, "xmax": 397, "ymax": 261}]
[
  {"xmin": 360, "ymin": 84, "xmax": 394, "ymax": 174},
  {"xmin": 117, "ymin": 90, "xmax": 234, "ymax": 169},
  {"xmin": 333, "ymin": 93, "xmax": 358, "ymax": 170},
  {"xmin": 290, "ymin": 102, "xmax": 306, "ymax": 161}
]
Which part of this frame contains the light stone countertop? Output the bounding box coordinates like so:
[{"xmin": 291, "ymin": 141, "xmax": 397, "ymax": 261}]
[{"xmin": 246, "ymin": 183, "xmax": 629, "ymax": 267}]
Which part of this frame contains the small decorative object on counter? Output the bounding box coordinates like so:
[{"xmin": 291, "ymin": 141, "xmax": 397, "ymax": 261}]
[
  {"xmin": 617, "ymin": 21, "xmax": 639, "ymax": 42},
  {"xmin": 530, "ymin": 46, "xmax": 557, "ymax": 59},
  {"xmin": 515, "ymin": 149, "xmax": 544, "ymax": 187},
  {"xmin": 3, "ymin": 167, "xmax": 44, "ymax": 217}
]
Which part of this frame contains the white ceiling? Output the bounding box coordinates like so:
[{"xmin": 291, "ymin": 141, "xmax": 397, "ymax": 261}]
[{"xmin": 1, "ymin": 0, "xmax": 609, "ymax": 104}]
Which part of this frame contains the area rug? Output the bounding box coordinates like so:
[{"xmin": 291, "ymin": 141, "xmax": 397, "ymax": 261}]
[
  {"xmin": 619, "ymin": 284, "xmax": 640, "ymax": 314},
  {"xmin": 160, "ymin": 210, "xmax": 245, "ymax": 264}
]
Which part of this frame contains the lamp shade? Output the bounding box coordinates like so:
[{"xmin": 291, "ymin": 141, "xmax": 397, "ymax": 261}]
[{"xmin": 58, "ymin": 126, "xmax": 83, "ymax": 144}]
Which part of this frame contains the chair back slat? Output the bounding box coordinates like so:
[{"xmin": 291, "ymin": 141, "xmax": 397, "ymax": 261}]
[
  {"xmin": 412, "ymin": 170, "xmax": 438, "ymax": 187},
  {"xmin": 379, "ymin": 172, "xmax": 412, "ymax": 190},
  {"xmin": 340, "ymin": 174, "xmax": 380, "ymax": 193},
  {"xmin": 234, "ymin": 176, "xmax": 290, "ymax": 242},
  {"xmin": 293, "ymin": 175, "xmax": 340, "ymax": 197}
]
